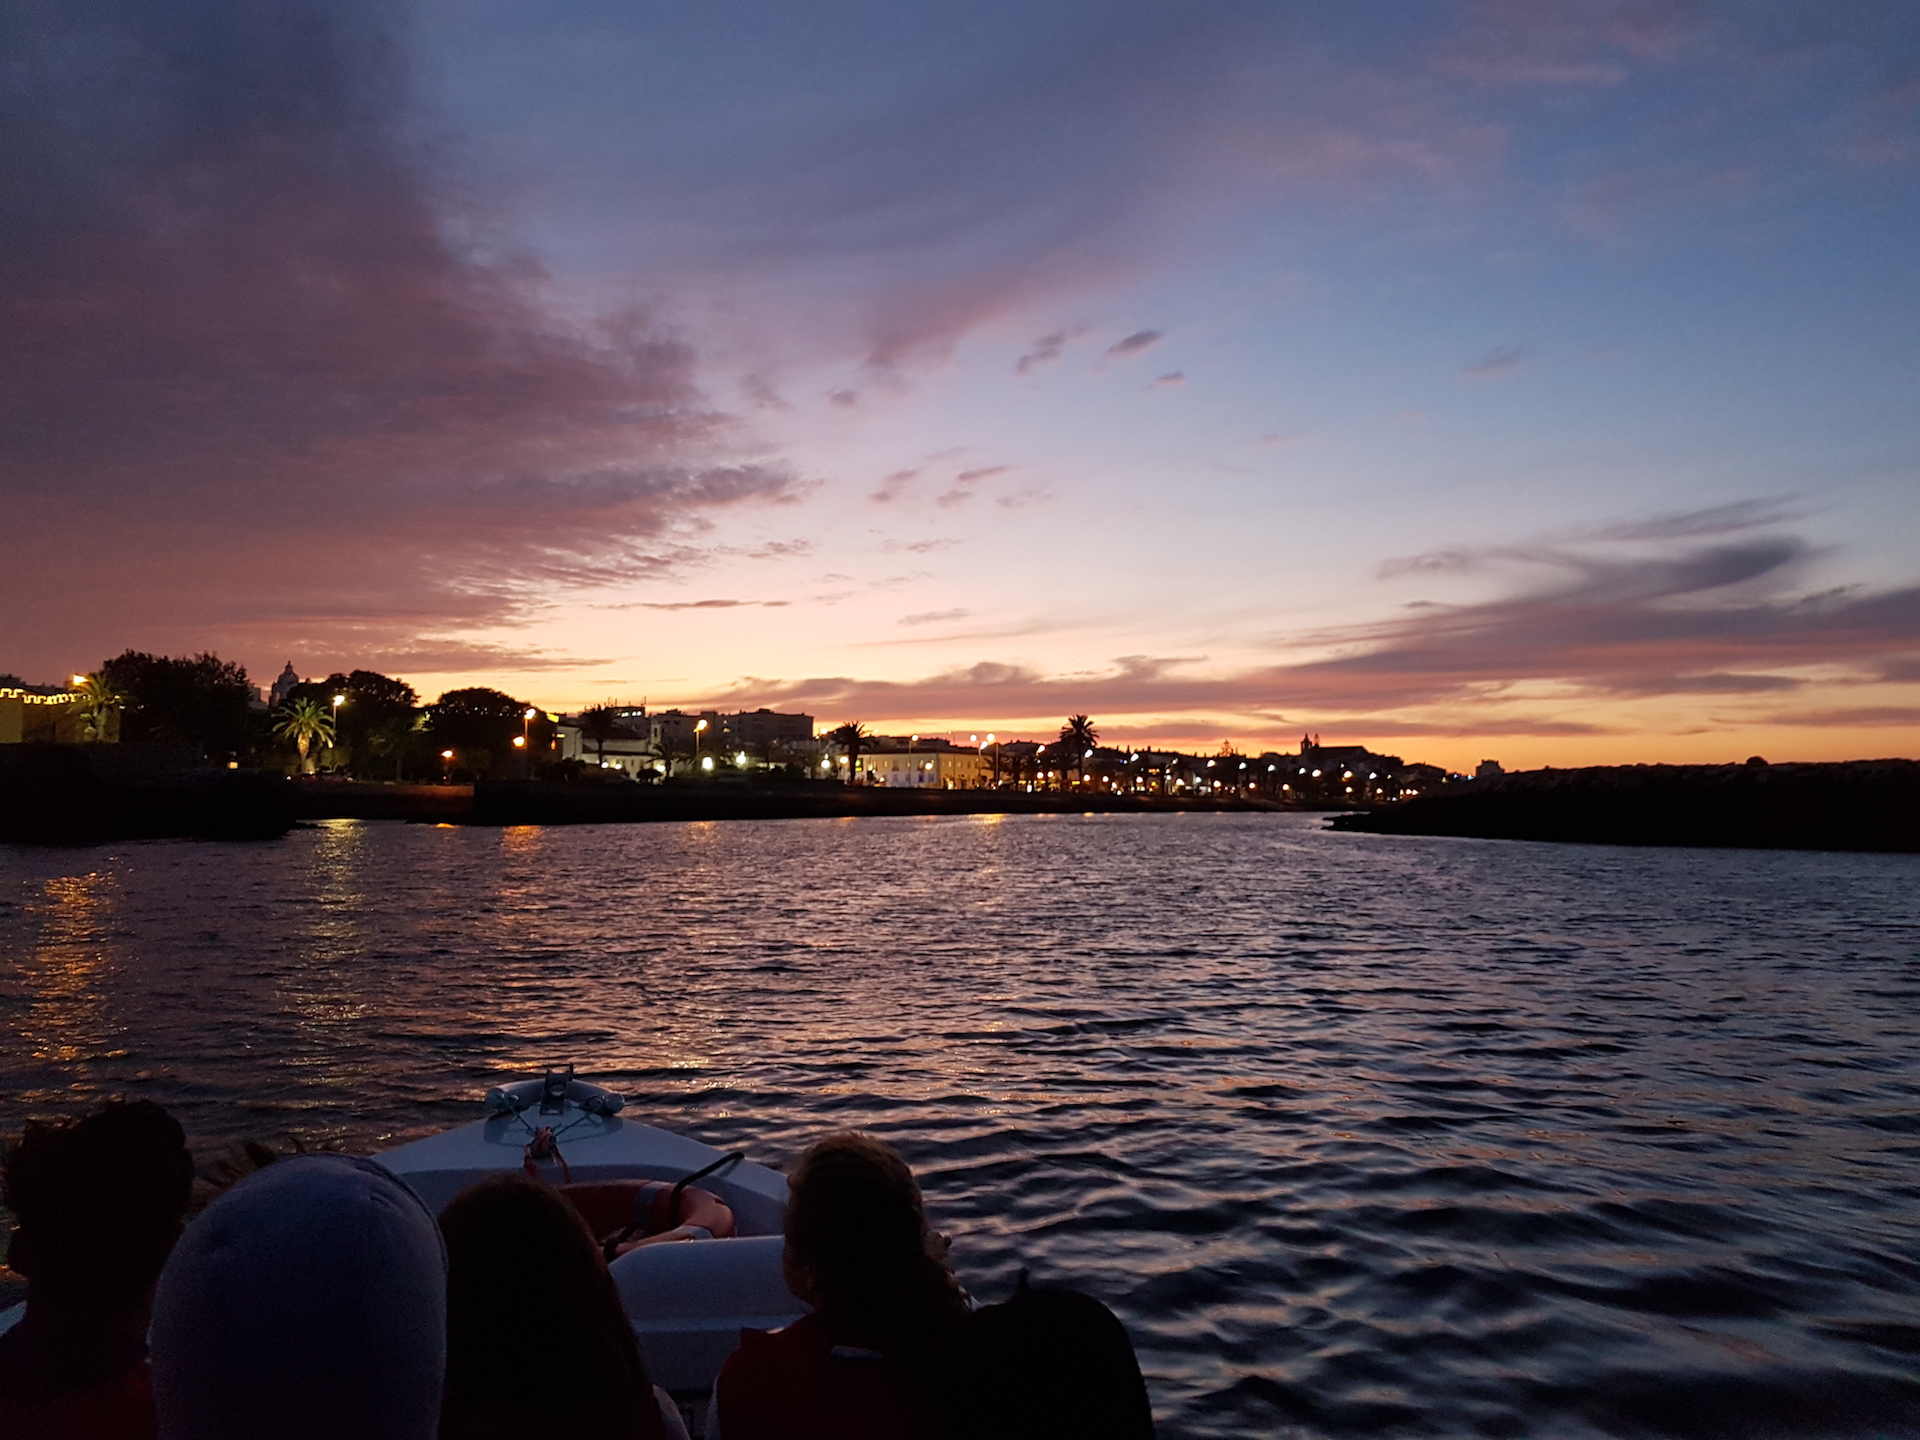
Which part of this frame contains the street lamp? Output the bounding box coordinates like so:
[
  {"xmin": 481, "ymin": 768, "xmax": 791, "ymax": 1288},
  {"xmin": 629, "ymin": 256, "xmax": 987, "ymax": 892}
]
[
  {"xmin": 326, "ymin": 693, "xmax": 345, "ymax": 770},
  {"xmin": 694, "ymin": 718, "xmax": 708, "ymax": 769}
]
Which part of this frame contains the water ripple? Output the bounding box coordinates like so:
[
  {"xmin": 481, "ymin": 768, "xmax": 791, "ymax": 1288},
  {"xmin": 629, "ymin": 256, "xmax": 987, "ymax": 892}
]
[{"xmin": 3, "ymin": 813, "xmax": 1919, "ymax": 1436}]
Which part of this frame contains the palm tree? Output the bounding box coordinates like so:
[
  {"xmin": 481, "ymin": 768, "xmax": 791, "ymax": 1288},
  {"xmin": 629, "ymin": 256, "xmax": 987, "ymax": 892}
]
[
  {"xmin": 273, "ymin": 698, "xmax": 336, "ymax": 774},
  {"xmin": 1058, "ymin": 714, "xmax": 1098, "ymax": 789},
  {"xmin": 827, "ymin": 722, "xmax": 869, "ymax": 785},
  {"xmin": 577, "ymin": 702, "xmax": 625, "ymax": 767},
  {"xmin": 652, "ymin": 735, "xmax": 692, "ymax": 780},
  {"xmin": 69, "ymin": 672, "xmax": 125, "ymax": 743}
]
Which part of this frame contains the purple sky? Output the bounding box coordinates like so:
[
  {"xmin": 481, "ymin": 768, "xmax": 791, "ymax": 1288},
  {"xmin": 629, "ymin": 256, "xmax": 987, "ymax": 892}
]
[{"xmin": 5, "ymin": 1, "xmax": 1918, "ymax": 765}]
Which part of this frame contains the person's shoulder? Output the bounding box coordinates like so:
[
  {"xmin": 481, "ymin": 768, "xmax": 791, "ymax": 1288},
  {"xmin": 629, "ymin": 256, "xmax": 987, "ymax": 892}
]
[{"xmin": 730, "ymin": 1312, "xmax": 833, "ymax": 1364}]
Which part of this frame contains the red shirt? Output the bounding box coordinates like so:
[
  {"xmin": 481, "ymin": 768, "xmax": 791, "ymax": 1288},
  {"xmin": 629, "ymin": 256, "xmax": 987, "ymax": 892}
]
[
  {"xmin": 0, "ymin": 1323, "xmax": 156, "ymax": 1440},
  {"xmin": 715, "ymin": 1314, "xmax": 925, "ymax": 1440}
]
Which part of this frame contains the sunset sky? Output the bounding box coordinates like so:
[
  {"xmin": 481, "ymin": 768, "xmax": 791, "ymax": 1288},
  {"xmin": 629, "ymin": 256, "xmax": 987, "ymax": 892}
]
[{"xmin": 5, "ymin": 1, "xmax": 1918, "ymax": 767}]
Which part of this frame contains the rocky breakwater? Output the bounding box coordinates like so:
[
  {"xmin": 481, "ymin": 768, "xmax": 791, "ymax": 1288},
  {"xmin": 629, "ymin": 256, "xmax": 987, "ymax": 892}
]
[
  {"xmin": 0, "ymin": 744, "xmax": 297, "ymax": 844},
  {"xmin": 1328, "ymin": 758, "xmax": 1920, "ymax": 854}
]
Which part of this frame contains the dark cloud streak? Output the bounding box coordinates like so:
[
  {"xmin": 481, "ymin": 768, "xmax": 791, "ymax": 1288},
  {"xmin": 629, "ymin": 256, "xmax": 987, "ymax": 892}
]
[
  {"xmin": 706, "ymin": 514, "xmax": 1920, "ymax": 726},
  {"xmin": 0, "ymin": 0, "xmax": 788, "ymax": 676}
]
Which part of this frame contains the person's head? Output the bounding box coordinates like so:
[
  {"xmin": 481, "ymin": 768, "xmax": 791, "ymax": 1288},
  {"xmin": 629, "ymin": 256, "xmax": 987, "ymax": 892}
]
[
  {"xmin": 782, "ymin": 1131, "xmax": 966, "ymax": 1347},
  {"xmin": 932, "ymin": 1282, "xmax": 1154, "ymax": 1440},
  {"xmin": 2, "ymin": 1099, "xmax": 193, "ymax": 1315},
  {"xmin": 150, "ymin": 1154, "xmax": 446, "ymax": 1440},
  {"xmin": 438, "ymin": 1174, "xmax": 666, "ymax": 1440}
]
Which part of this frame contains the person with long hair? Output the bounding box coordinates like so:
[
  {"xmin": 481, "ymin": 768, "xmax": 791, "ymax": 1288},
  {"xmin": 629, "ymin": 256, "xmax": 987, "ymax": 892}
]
[
  {"xmin": 439, "ymin": 1175, "xmax": 684, "ymax": 1440},
  {"xmin": 713, "ymin": 1132, "xmax": 968, "ymax": 1440},
  {"xmin": 0, "ymin": 1100, "xmax": 195, "ymax": 1440}
]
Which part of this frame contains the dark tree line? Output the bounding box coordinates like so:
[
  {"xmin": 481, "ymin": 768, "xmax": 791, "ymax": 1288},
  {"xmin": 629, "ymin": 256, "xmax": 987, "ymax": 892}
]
[
  {"xmin": 101, "ymin": 652, "xmax": 256, "ymax": 755},
  {"xmin": 71, "ymin": 652, "xmax": 551, "ymax": 779}
]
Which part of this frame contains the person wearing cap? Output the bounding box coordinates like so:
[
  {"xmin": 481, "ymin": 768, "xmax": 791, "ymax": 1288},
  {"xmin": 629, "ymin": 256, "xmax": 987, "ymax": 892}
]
[{"xmin": 149, "ymin": 1153, "xmax": 447, "ymax": 1440}]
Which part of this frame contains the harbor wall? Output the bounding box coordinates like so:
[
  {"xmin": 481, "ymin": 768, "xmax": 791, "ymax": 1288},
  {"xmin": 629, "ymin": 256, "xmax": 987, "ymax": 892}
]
[{"xmin": 0, "ymin": 746, "xmax": 297, "ymax": 844}]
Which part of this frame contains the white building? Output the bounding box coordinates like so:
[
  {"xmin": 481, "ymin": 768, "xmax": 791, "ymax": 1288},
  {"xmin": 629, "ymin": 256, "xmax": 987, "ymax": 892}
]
[{"xmin": 854, "ymin": 739, "xmax": 987, "ymax": 788}]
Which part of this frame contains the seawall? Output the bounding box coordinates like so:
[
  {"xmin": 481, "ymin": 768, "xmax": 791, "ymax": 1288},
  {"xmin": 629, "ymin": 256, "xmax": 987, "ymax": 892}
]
[{"xmin": 0, "ymin": 746, "xmax": 297, "ymax": 844}]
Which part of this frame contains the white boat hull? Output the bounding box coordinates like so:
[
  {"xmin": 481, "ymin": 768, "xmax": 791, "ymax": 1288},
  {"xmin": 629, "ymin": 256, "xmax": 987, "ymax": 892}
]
[{"xmin": 376, "ymin": 1102, "xmax": 804, "ymax": 1392}]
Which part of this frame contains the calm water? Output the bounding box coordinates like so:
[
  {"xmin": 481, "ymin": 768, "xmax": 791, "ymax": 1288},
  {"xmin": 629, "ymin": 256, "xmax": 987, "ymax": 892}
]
[{"xmin": 3, "ymin": 813, "xmax": 1918, "ymax": 1436}]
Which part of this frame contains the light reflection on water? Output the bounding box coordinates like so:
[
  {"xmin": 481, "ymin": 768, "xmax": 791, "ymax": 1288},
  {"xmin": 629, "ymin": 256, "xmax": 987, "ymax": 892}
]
[
  {"xmin": 16, "ymin": 870, "xmax": 119, "ymax": 1068},
  {"xmin": 3, "ymin": 813, "xmax": 1919, "ymax": 1436}
]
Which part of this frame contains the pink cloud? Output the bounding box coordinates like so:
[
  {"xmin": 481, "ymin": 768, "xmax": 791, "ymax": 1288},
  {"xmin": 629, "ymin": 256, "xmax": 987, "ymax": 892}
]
[
  {"xmin": 691, "ymin": 510, "xmax": 1920, "ymax": 731},
  {"xmin": 0, "ymin": 2, "xmax": 791, "ymax": 678}
]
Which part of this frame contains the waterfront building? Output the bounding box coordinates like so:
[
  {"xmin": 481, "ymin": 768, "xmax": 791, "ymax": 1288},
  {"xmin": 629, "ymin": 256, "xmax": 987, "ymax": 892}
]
[
  {"xmin": 855, "ymin": 736, "xmax": 987, "ymax": 788},
  {"xmin": 664, "ymin": 708, "xmax": 819, "ymax": 767},
  {"xmin": 557, "ymin": 705, "xmax": 818, "ymax": 777},
  {"xmin": 1399, "ymin": 762, "xmax": 1448, "ymax": 797},
  {"xmin": 0, "ymin": 687, "xmax": 86, "ymax": 744},
  {"xmin": 553, "ymin": 721, "xmax": 658, "ymax": 779},
  {"xmin": 722, "ymin": 708, "xmax": 815, "ymax": 756}
]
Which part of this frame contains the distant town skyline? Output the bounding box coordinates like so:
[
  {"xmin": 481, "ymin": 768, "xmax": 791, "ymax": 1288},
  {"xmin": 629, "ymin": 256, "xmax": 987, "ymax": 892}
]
[{"xmin": 5, "ymin": 3, "xmax": 1918, "ymax": 772}]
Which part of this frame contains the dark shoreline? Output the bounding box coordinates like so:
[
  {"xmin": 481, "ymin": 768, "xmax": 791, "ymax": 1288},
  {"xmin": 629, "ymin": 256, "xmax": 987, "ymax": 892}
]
[
  {"xmin": 1, "ymin": 752, "xmax": 1294, "ymax": 843},
  {"xmin": 15, "ymin": 750, "xmax": 1918, "ymax": 852},
  {"xmin": 0, "ymin": 746, "xmax": 298, "ymax": 844},
  {"xmin": 1328, "ymin": 759, "xmax": 1920, "ymax": 854},
  {"xmin": 399, "ymin": 778, "xmax": 1285, "ymax": 826}
]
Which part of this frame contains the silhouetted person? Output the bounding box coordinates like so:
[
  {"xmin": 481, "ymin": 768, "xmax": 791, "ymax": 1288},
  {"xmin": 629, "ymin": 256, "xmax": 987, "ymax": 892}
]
[
  {"xmin": 930, "ymin": 1277, "xmax": 1155, "ymax": 1440},
  {"xmin": 0, "ymin": 1099, "xmax": 194, "ymax": 1440},
  {"xmin": 440, "ymin": 1174, "xmax": 682, "ymax": 1440},
  {"xmin": 150, "ymin": 1154, "xmax": 446, "ymax": 1440},
  {"xmin": 714, "ymin": 1132, "xmax": 968, "ymax": 1440}
]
